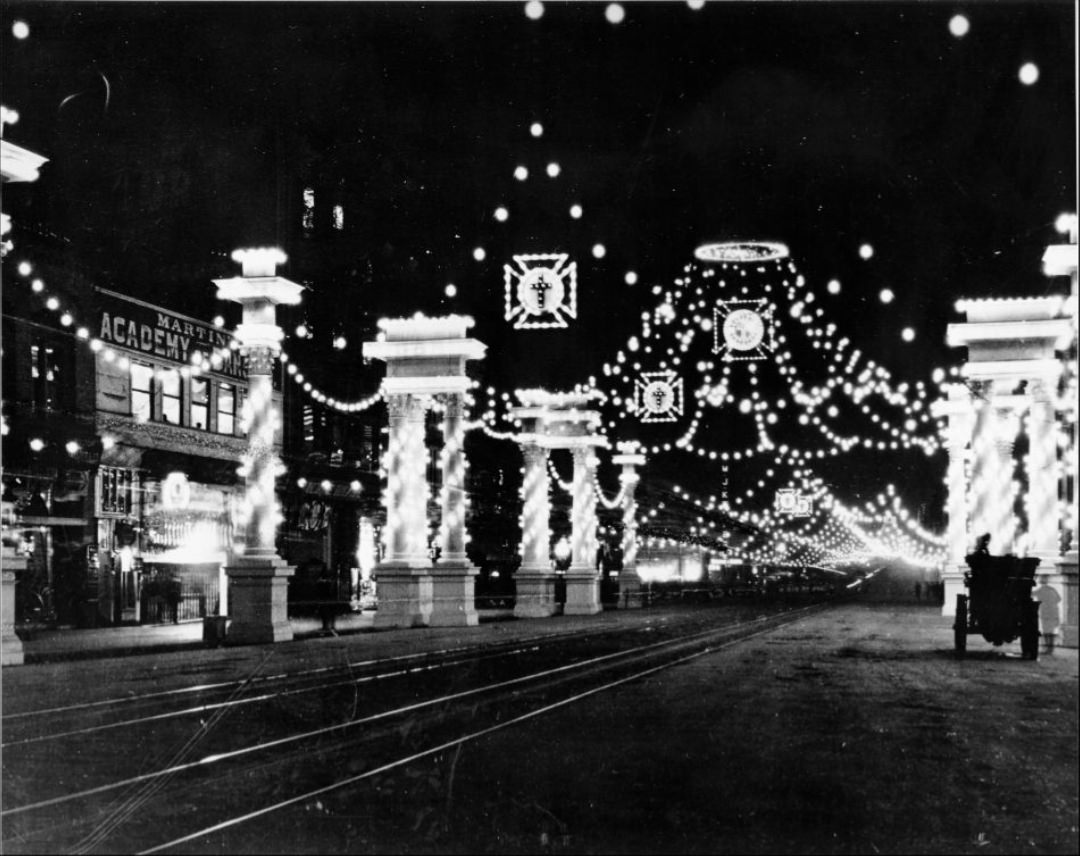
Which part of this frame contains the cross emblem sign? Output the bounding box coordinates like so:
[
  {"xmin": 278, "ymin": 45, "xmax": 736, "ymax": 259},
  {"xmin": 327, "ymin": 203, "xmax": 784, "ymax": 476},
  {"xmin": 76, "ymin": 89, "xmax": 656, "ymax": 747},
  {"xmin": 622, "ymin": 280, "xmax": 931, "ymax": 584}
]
[{"xmin": 504, "ymin": 253, "xmax": 578, "ymax": 329}]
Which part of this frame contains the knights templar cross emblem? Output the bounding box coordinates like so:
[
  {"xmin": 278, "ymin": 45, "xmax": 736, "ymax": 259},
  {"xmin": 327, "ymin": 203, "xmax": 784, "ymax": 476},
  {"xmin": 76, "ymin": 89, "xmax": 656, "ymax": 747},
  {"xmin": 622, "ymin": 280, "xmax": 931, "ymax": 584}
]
[{"xmin": 504, "ymin": 253, "xmax": 578, "ymax": 329}]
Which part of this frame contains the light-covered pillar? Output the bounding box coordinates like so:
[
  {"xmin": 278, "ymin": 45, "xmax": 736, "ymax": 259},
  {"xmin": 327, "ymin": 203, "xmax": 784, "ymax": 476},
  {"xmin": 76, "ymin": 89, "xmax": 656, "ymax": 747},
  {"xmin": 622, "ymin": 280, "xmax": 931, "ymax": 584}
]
[
  {"xmin": 969, "ymin": 387, "xmax": 1020, "ymax": 555},
  {"xmin": 514, "ymin": 441, "xmax": 557, "ymax": 618},
  {"xmin": 613, "ymin": 443, "xmax": 645, "ymax": 609},
  {"xmin": 373, "ymin": 393, "xmax": 434, "ymax": 628},
  {"xmin": 934, "ymin": 393, "xmax": 973, "ymax": 617},
  {"xmin": 430, "ymin": 392, "xmax": 478, "ymax": 626},
  {"xmin": 1044, "ymin": 222, "xmax": 1078, "ymax": 647},
  {"xmin": 1026, "ymin": 376, "xmax": 1061, "ymax": 560},
  {"xmin": 214, "ymin": 248, "xmax": 303, "ymax": 645},
  {"xmin": 564, "ymin": 445, "xmax": 601, "ymax": 615}
]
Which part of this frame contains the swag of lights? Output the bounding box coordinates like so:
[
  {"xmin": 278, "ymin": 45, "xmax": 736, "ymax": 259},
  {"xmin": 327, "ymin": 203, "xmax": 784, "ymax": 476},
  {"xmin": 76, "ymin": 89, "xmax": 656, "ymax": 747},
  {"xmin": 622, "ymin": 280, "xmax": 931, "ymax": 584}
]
[{"xmin": 594, "ymin": 250, "xmax": 942, "ymax": 462}]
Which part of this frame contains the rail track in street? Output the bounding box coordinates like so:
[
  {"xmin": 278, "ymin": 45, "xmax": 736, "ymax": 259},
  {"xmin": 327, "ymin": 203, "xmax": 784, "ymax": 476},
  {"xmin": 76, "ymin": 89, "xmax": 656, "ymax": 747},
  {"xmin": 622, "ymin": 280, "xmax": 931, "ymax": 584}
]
[{"xmin": 1, "ymin": 597, "xmax": 840, "ymax": 854}]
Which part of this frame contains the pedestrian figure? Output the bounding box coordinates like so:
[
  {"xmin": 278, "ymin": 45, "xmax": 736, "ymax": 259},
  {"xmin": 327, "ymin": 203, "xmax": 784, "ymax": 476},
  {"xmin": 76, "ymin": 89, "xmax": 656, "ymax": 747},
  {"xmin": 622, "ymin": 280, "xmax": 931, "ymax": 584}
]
[{"xmin": 914, "ymin": 581, "xmax": 922, "ymax": 601}]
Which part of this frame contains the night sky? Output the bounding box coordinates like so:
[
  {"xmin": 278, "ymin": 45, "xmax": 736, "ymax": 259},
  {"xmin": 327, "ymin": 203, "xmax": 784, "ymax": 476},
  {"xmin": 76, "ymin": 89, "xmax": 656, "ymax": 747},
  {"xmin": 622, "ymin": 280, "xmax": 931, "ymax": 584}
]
[{"xmin": 3, "ymin": 1, "xmax": 1076, "ymax": 531}]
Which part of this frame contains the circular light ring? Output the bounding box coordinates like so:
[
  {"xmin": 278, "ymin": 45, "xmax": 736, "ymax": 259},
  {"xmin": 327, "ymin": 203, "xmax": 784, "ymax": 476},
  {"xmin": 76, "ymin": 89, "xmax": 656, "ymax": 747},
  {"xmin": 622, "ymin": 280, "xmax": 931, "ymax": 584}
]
[{"xmin": 694, "ymin": 241, "xmax": 789, "ymax": 263}]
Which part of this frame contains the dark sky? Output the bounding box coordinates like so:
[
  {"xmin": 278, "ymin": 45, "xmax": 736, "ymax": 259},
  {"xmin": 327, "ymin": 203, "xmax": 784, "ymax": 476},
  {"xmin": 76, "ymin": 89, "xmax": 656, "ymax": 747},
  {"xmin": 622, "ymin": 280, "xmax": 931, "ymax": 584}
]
[{"xmin": 3, "ymin": 0, "xmax": 1076, "ymax": 526}]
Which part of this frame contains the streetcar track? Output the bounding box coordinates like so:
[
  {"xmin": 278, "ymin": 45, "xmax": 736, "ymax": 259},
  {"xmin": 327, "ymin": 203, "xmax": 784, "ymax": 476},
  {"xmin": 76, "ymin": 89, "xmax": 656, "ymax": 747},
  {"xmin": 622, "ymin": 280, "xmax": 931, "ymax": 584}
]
[
  {"xmin": 1, "ymin": 603, "xmax": 825, "ymax": 840},
  {"xmin": 1, "ymin": 622, "xmax": 651, "ymax": 724},
  {"xmin": 137, "ymin": 614, "xmax": 799, "ymax": 855}
]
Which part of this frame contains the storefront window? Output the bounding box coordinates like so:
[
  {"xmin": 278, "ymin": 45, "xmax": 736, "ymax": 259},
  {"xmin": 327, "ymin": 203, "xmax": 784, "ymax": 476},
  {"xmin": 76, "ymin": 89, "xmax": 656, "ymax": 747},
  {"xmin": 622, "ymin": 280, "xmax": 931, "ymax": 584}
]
[
  {"xmin": 217, "ymin": 383, "xmax": 235, "ymax": 435},
  {"xmin": 190, "ymin": 377, "xmax": 209, "ymax": 430},
  {"xmin": 160, "ymin": 371, "xmax": 181, "ymax": 425},
  {"xmin": 130, "ymin": 362, "xmax": 153, "ymax": 422}
]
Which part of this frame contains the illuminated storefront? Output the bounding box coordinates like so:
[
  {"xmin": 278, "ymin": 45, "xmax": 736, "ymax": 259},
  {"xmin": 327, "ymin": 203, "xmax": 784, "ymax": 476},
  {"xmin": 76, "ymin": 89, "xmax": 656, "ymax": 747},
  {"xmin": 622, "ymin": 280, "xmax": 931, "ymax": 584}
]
[{"xmin": 90, "ymin": 289, "xmax": 262, "ymax": 625}]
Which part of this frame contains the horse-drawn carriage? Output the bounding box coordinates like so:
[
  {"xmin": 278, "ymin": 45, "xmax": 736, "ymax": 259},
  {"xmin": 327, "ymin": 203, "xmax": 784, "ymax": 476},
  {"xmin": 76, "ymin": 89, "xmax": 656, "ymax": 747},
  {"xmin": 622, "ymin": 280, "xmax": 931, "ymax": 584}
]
[{"xmin": 954, "ymin": 551, "xmax": 1040, "ymax": 659}]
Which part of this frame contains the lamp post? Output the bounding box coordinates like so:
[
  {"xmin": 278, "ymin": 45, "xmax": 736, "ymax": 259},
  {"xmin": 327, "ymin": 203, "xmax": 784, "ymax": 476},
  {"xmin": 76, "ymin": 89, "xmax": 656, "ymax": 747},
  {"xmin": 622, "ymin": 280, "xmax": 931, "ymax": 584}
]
[{"xmin": 213, "ymin": 248, "xmax": 303, "ymax": 644}]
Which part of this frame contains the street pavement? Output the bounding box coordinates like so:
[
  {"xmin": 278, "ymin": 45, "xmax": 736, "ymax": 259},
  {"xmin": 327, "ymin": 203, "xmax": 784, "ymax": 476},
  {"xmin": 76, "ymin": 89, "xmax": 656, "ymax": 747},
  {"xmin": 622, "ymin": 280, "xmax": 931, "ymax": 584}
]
[{"xmin": 2, "ymin": 594, "xmax": 1077, "ymax": 854}]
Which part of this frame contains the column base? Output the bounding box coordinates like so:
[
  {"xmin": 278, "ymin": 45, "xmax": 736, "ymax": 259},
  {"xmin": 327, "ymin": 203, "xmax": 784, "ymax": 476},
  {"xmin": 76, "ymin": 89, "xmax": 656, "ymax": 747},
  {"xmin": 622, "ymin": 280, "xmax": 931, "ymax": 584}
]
[
  {"xmin": 2, "ymin": 569, "xmax": 25, "ymax": 666},
  {"xmin": 429, "ymin": 560, "xmax": 479, "ymax": 627},
  {"xmin": 373, "ymin": 562, "xmax": 434, "ymax": 629},
  {"xmin": 224, "ymin": 557, "xmax": 295, "ymax": 646},
  {"xmin": 564, "ymin": 566, "xmax": 601, "ymax": 616},
  {"xmin": 617, "ymin": 570, "xmax": 643, "ymax": 609},
  {"xmin": 514, "ymin": 566, "xmax": 559, "ymax": 618},
  {"xmin": 1052, "ymin": 552, "xmax": 1078, "ymax": 649},
  {"xmin": 940, "ymin": 565, "xmax": 967, "ymax": 618}
]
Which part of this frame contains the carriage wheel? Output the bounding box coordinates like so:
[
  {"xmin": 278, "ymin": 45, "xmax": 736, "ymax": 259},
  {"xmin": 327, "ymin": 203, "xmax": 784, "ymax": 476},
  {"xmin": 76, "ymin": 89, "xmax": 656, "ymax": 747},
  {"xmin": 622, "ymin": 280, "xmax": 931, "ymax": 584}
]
[
  {"xmin": 1021, "ymin": 600, "xmax": 1040, "ymax": 661},
  {"xmin": 954, "ymin": 594, "xmax": 968, "ymax": 655}
]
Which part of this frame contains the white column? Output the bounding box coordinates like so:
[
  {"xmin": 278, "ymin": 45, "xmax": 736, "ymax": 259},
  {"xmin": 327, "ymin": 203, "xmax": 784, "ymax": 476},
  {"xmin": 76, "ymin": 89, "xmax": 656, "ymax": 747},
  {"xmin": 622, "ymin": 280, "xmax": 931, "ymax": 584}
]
[
  {"xmin": 385, "ymin": 394, "xmax": 430, "ymax": 564},
  {"xmin": 564, "ymin": 446, "xmax": 601, "ymax": 615},
  {"xmin": 438, "ymin": 393, "xmax": 468, "ymax": 562},
  {"xmin": 514, "ymin": 441, "xmax": 557, "ymax": 618},
  {"xmin": 613, "ymin": 446, "xmax": 645, "ymax": 609},
  {"xmin": 1026, "ymin": 377, "xmax": 1061, "ymax": 560},
  {"xmin": 941, "ymin": 401, "xmax": 972, "ymax": 617},
  {"xmin": 429, "ymin": 392, "xmax": 477, "ymax": 627},
  {"xmin": 374, "ymin": 393, "xmax": 435, "ymax": 629},
  {"xmin": 241, "ymin": 347, "xmax": 281, "ymax": 559}
]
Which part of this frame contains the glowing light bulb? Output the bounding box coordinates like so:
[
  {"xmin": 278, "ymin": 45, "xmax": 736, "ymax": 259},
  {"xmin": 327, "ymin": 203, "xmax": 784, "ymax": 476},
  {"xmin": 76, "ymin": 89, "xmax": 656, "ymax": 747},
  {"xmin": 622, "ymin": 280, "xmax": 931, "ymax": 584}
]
[
  {"xmin": 592, "ymin": 243, "xmax": 606, "ymax": 259},
  {"xmin": 879, "ymin": 289, "xmax": 895, "ymax": 304},
  {"xmin": 902, "ymin": 327, "xmax": 915, "ymax": 342},
  {"xmin": 1019, "ymin": 63, "xmax": 1039, "ymax": 85},
  {"xmin": 570, "ymin": 204, "xmax": 583, "ymax": 219},
  {"xmin": 530, "ymin": 122, "xmax": 544, "ymax": 137},
  {"xmin": 859, "ymin": 244, "xmax": 874, "ymax": 260},
  {"xmin": 525, "ymin": 0, "xmax": 544, "ymax": 20},
  {"xmin": 605, "ymin": 3, "xmax": 625, "ymax": 24},
  {"xmin": 625, "ymin": 271, "xmax": 638, "ymax": 285},
  {"xmin": 29, "ymin": 438, "xmax": 45, "ymax": 452},
  {"xmin": 17, "ymin": 261, "xmax": 32, "ymax": 276},
  {"xmin": 473, "ymin": 247, "xmax": 486, "ymax": 261},
  {"xmin": 948, "ymin": 15, "xmax": 969, "ymax": 38},
  {"xmin": 514, "ymin": 165, "xmax": 528, "ymax": 181},
  {"xmin": 546, "ymin": 162, "xmax": 561, "ymax": 178},
  {"xmin": 445, "ymin": 283, "xmax": 457, "ymax": 298},
  {"xmin": 65, "ymin": 441, "xmax": 80, "ymax": 455},
  {"xmin": 827, "ymin": 279, "xmax": 841, "ymax": 294},
  {"xmin": 494, "ymin": 206, "xmax": 509, "ymax": 222},
  {"xmin": 12, "ymin": 20, "xmax": 29, "ymax": 39}
]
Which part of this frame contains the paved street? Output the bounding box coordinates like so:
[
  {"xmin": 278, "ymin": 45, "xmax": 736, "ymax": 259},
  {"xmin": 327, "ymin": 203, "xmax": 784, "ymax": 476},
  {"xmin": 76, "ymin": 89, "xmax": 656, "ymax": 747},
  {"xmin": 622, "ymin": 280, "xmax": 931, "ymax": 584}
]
[{"xmin": 3, "ymin": 591, "xmax": 1076, "ymax": 854}]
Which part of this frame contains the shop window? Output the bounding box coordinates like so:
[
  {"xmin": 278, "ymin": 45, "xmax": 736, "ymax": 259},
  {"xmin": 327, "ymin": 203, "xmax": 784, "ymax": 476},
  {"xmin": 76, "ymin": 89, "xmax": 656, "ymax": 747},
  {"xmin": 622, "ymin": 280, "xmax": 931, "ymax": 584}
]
[
  {"xmin": 190, "ymin": 377, "xmax": 209, "ymax": 430},
  {"xmin": 160, "ymin": 371, "xmax": 181, "ymax": 424},
  {"xmin": 332, "ymin": 204, "xmax": 344, "ymax": 230},
  {"xmin": 98, "ymin": 466, "xmax": 138, "ymax": 516},
  {"xmin": 130, "ymin": 362, "xmax": 153, "ymax": 422},
  {"xmin": 217, "ymin": 383, "xmax": 235, "ymax": 435}
]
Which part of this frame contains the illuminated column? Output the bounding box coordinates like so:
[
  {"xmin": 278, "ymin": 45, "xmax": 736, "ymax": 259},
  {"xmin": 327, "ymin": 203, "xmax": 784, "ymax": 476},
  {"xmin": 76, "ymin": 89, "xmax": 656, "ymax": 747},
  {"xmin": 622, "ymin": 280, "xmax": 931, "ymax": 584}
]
[
  {"xmin": 214, "ymin": 248, "xmax": 303, "ymax": 645},
  {"xmin": 1044, "ymin": 221, "xmax": 1078, "ymax": 647},
  {"xmin": 364, "ymin": 315, "xmax": 485, "ymax": 629},
  {"xmin": 934, "ymin": 392, "xmax": 973, "ymax": 617},
  {"xmin": 438, "ymin": 393, "xmax": 468, "ymax": 561},
  {"xmin": 386, "ymin": 394, "xmax": 430, "ymax": 564},
  {"xmin": 514, "ymin": 440, "xmax": 557, "ymax": 618},
  {"xmin": 430, "ymin": 391, "xmax": 478, "ymax": 627},
  {"xmin": 613, "ymin": 443, "xmax": 646, "ymax": 609},
  {"xmin": 968, "ymin": 387, "xmax": 1020, "ymax": 555},
  {"xmin": 564, "ymin": 444, "xmax": 602, "ymax": 615},
  {"xmin": 1026, "ymin": 375, "xmax": 1061, "ymax": 560}
]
